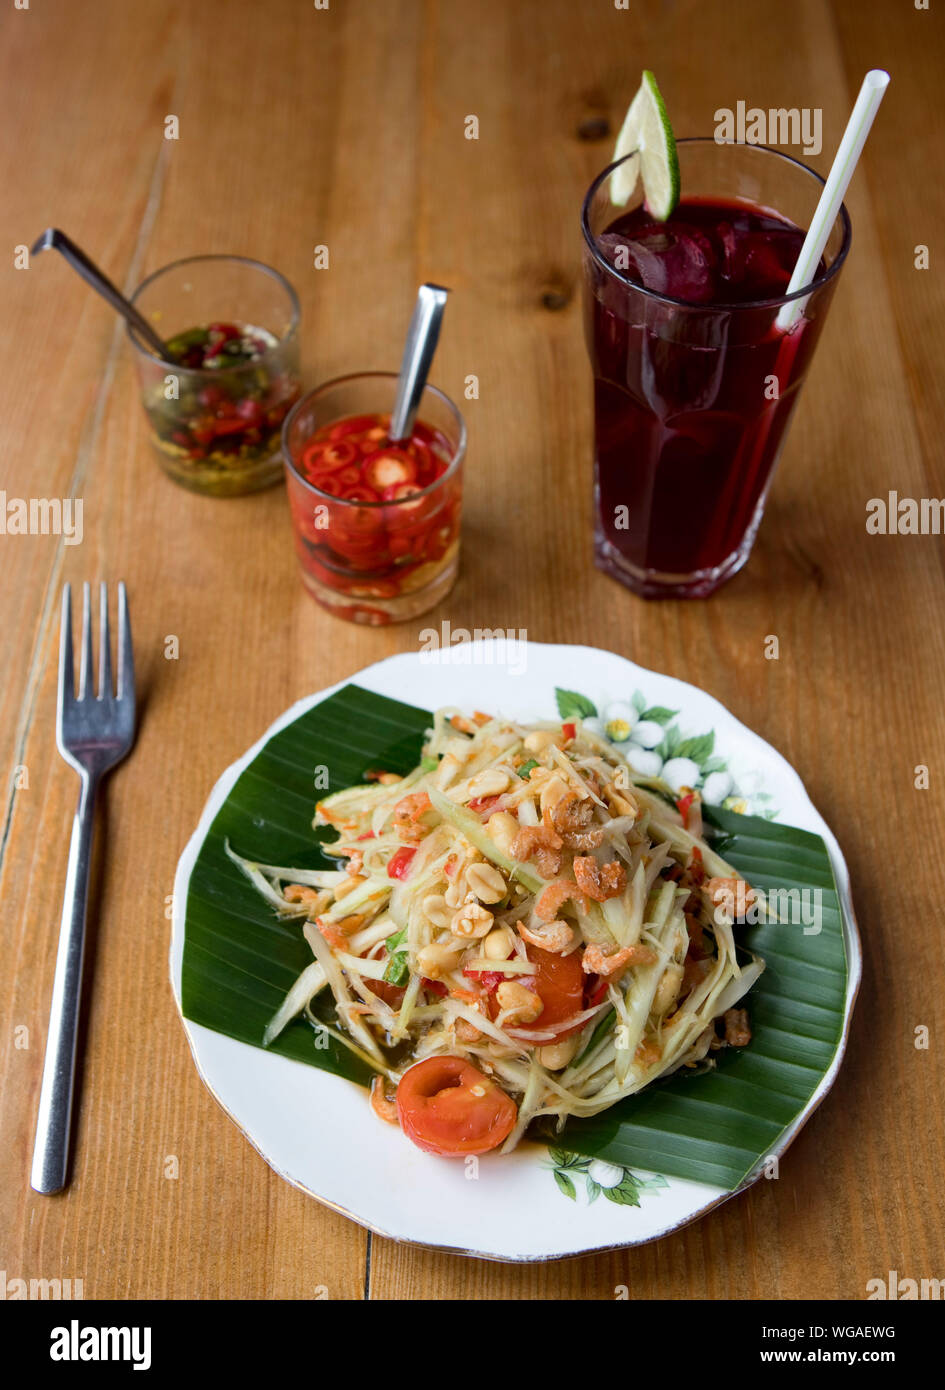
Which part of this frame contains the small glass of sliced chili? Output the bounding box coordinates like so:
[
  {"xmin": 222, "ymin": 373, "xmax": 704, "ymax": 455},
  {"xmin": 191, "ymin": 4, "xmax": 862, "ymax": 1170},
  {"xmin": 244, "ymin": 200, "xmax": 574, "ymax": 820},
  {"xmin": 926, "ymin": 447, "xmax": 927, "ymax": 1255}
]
[{"xmin": 282, "ymin": 372, "xmax": 465, "ymax": 625}]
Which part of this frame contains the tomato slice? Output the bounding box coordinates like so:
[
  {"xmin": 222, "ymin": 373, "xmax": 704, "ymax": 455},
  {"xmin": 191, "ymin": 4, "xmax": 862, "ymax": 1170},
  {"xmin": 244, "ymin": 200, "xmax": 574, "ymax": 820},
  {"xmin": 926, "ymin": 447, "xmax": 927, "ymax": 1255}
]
[
  {"xmin": 396, "ymin": 1057, "xmax": 517, "ymax": 1156},
  {"xmin": 362, "ymin": 449, "xmax": 417, "ymax": 492},
  {"xmin": 387, "ymin": 846, "xmax": 416, "ymax": 880},
  {"xmin": 526, "ymin": 946, "xmax": 586, "ymax": 1036},
  {"xmin": 368, "ymin": 979, "xmax": 406, "ymax": 1009}
]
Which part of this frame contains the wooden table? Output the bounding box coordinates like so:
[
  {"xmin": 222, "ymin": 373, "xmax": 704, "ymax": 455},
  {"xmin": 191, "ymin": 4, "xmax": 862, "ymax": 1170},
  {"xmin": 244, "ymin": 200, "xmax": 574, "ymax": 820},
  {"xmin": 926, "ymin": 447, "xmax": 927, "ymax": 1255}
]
[{"xmin": 2, "ymin": 0, "xmax": 942, "ymax": 1301}]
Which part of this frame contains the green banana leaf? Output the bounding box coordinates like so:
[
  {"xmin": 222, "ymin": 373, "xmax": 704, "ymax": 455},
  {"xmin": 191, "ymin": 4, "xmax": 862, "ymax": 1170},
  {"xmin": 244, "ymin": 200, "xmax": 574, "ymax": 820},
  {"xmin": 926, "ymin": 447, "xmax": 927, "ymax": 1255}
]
[{"xmin": 181, "ymin": 684, "xmax": 851, "ymax": 1190}]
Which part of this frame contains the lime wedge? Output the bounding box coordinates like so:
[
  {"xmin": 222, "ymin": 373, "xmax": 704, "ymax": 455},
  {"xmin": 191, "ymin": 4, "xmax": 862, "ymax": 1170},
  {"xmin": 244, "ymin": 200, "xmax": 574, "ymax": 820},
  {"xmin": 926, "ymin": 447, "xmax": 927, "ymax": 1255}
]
[{"xmin": 610, "ymin": 70, "xmax": 680, "ymax": 220}]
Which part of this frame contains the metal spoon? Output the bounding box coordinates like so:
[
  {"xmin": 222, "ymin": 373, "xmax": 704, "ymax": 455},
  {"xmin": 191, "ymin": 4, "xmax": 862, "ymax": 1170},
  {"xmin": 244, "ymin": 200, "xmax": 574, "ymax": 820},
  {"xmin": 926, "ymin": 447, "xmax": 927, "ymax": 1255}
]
[
  {"xmin": 388, "ymin": 282, "xmax": 450, "ymax": 442},
  {"xmin": 31, "ymin": 227, "xmax": 171, "ymax": 360}
]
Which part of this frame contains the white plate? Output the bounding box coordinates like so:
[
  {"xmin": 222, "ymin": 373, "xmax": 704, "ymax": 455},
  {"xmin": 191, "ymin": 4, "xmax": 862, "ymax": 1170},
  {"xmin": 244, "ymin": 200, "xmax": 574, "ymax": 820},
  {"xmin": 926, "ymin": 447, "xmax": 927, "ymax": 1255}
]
[{"xmin": 171, "ymin": 641, "xmax": 861, "ymax": 1262}]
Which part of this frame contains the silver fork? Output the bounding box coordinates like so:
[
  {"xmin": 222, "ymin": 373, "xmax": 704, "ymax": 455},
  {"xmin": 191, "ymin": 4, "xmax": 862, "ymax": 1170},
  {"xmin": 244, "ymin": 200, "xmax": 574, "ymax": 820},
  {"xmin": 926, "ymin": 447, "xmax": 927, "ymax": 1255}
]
[{"xmin": 31, "ymin": 582, "xmax": 136, "ymax": 1194}]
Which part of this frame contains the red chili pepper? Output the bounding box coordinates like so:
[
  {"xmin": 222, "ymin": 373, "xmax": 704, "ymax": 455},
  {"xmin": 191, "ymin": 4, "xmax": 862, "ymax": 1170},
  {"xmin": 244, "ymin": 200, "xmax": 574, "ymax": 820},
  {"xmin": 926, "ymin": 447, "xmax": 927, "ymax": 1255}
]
[
  {"xmin": 467, "ymin": 794, "xmax": 501, "ymax": 814},
  {"xmin": 423, "ymin": 977, "xmax": 448, "ymax": 997},
  {"xmin": 562, "ymin": 722, "xmax": 576, "ymax": 741},
  {"xmin": 212, "ymin": 415, "xmax": 250, "ymax": 437},
  {"xmin": 380, "ymin": 482, "xmax": 424, "ymax": 504},
  {"xmin": 676, "ymin": 792, "xmax": 696, "ymax": 829},
  {"xmin": 191, "ymin": 419, "xmax": 217, "ymax": 446},
  {"xmin": 329, "ymin": 414, "xmax": 380, "ymax": 440},
  {"xmin": 463, "ymin": 966, "xmax": 504, "ymax": 993},
  {"xmin": 339, "ymin": 486, "xmax": 379, "ymax": 503},
  {"xmin": 319, "ymin": 440, "xmax": 358, "ymax": 469},
  {"xmin": 362, "ymin": 448, "xmax": 416, "ymax": 492},
  {"xmin": 387, "ymin": 846, "xmax": 417, "ymax": 880},
  {"xmin": 356, "ymin": 831, "xmax": 376, "ymax": 841}
]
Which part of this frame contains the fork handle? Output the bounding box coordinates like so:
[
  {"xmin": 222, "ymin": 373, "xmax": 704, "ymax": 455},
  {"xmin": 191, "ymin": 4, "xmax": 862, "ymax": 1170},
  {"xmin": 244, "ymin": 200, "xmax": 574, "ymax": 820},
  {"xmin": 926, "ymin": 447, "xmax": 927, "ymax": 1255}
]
[{"xmin": 31, "ymin": 774, "xmax": 97, "ymax": 1194}]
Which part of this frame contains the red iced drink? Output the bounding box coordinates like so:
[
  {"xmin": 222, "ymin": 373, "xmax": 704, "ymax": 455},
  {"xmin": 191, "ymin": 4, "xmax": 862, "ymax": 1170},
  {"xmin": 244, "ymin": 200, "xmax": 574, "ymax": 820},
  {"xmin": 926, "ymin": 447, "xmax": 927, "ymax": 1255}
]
[{"xmin": 582, "ymin": 140, "xmax": 850, "ymax": 598}]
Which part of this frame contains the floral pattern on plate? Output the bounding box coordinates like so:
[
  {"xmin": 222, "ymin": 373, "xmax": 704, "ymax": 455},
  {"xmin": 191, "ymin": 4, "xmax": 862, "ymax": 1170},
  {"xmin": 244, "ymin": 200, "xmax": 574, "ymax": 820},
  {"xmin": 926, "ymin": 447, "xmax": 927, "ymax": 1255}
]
[
  {"xmin": 547, "ymin": 1148, "xmax": 670, "ymax": 1206},
  {"xmin": 555, "ymin": 686, "xmax": 779, "ymax": 820}
]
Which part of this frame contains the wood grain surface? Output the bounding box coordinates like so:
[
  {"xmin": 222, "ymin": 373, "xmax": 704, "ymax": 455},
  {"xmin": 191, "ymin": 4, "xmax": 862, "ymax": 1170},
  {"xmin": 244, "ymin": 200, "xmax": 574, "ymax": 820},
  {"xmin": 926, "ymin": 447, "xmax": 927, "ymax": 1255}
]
[{"xmin": 1, "ymin": 0, "xmax": 942, "ymax": 1301}]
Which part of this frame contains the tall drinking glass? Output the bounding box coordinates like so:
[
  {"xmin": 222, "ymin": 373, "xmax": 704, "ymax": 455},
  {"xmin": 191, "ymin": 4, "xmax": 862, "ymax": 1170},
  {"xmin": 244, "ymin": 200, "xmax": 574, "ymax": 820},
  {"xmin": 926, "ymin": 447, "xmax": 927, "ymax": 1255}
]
[{"xmin": 582, "ymin": 139, "xmax": 852, "ymax": 598}]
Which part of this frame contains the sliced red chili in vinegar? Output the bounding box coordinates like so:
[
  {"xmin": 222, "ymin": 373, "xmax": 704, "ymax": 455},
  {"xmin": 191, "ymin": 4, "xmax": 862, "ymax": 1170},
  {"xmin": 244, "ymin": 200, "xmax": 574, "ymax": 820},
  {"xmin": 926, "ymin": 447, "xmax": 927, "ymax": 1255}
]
[
  {"xmin": 362, "ymin": 449, "xmax": 417, "ymax": 492},
  {"xmin": 381, "ymin": 482, "xmax": 424, "ymax": 503},
  {"xmin": 297, "ymin": 409, "xmax": 457, "ymax": 603},
  {"xmin": 318, "ymin": 440, "xmax": 358, "ymax": 468},
  {"xmin": 408, "ymin": 440, "xmax": 433, "ymax": 476},
  {"xmin": 302, "ymin": 441, "xmax": 328, "ymax": 471},
  {"xmin": 339, "ymin": 486, "xmax": 378, "ymax": 503},
  {"xmin": 330, "ymin": 415, "xmax": 381, "ymax": 440},
  {"xmin": 309, "ymin": 471, "xmax": 346, "ymax": 496}
]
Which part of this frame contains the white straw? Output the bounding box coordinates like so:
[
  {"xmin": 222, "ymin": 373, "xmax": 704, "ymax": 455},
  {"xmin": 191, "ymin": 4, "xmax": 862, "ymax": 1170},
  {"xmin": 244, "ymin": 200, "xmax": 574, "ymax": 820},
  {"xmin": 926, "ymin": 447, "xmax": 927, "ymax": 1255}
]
[{"xmin": 776, "ymin": 69, "xmax": 890, "ymax": 331}]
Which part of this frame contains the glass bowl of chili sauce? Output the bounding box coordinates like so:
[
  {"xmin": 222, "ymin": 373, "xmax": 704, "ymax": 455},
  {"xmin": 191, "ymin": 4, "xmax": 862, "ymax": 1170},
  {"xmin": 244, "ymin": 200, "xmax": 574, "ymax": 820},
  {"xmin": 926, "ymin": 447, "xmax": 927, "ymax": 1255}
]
[
  {"xmin": 282, "ymin": 373, "xmax": 465, "ymax": 624},
  {"xmin": 127, "ymin": 255, "xmax": 301, "ymax": 496}
]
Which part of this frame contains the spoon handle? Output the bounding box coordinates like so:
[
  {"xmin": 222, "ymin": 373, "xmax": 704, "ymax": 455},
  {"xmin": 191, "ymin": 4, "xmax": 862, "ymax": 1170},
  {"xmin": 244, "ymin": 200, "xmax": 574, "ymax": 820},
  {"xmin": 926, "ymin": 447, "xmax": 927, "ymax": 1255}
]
[
  {"xmin": 389, "ymin": 283, "xmax": 450, "ymax": 442},
  {"xmin": 31, "ymin": 228, "xmax": 170, "ymax": 360}
]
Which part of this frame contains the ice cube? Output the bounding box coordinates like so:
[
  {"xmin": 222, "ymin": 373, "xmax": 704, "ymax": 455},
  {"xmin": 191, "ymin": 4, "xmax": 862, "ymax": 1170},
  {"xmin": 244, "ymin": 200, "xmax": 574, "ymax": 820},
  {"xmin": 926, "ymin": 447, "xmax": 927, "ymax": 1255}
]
[
  {"xmin": 725, "ymin": 227, "xmax": 801, "ymax": 298},
  {"xmin": 597, "ymin": 232, "xmax": 669, "ymax": 295},
  {"xmin": 598, "ymin": 225, "xmax": 717, "ymax": 303}
]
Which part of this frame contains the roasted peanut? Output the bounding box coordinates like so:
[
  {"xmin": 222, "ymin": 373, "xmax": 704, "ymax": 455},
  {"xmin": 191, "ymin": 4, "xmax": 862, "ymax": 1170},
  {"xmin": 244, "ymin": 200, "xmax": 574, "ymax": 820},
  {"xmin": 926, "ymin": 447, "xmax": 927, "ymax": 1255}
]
[
  {"xmin": 466, "ymin": 768, "xmax": 511, "ymax": 798},
  {"xmin": 523, "ymin": 730, "xmax": 556, "ymax": 754},
  {"xmin": 422, "ymin": 893, "xmax": 452, "ymax": 929},
  {"xmin": 495, "ymin": 981, "xmax": 543, "ymax": 1025},
  {"xmin": 538, "ymin": 775, "xmax": 570, "ymax": 816},
  {"xmin": 486, "ymin": 811, "xmax": 519, "ymax": 855},
  {"xmin": 444, "ymin": 877, "xmax": 467, "ymax": 908},
  {"xmin": 465, "ymin": 861, "xmax": 507, "ymax": 904},
  {"xmin": 417, "ymin": 941, "xmax": 464, "ymax": 979},
  {"xmin": 538, "ymin": 1034, "xmax": 581, "ymax": 1070},
  {"xmin": 482, "ymin": 926, "xmax": 515, "ymax": 960},
  {"xmin": 451, "ymin": 902, "xmax": 494, "ymax": 939}
]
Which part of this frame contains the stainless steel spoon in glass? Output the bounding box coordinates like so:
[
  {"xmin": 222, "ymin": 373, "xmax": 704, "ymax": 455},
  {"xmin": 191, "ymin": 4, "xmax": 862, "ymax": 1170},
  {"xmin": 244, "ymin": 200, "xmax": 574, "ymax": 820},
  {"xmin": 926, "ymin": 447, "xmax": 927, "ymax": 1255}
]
[
  {"xmin": 388, "ymin": 282, "xmax": 450, "ymax": 443},
  {"xmin": 31, "ymin": 227, "xmax": 171, "ymax": 360}
]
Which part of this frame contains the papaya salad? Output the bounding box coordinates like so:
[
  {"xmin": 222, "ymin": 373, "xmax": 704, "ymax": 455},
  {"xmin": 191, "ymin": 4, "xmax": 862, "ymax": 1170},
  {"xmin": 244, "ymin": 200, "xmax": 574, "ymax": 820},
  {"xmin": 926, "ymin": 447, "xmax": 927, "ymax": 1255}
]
[{"xmin": 230, "ymin": 709, "xmax": 764, "ymax": 1157}]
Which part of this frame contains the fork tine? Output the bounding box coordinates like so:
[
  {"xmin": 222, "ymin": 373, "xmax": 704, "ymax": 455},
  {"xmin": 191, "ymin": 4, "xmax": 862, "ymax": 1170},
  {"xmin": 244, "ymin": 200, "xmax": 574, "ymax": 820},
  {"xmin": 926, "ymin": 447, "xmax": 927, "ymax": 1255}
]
[
  {"xmin": 98, "ymin": 582, "xmax": 112, "ymax": 699},
  {"xmin": 116, "ymin": 582, "xmax": 134, "ymax": 705},
  {"xmin": 58, "ymin": 583, "xmax": 74, "ymax": 713},
  {"xmin": 77, "ymin": 582, "xmax": 93, "ymax": 700}
]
